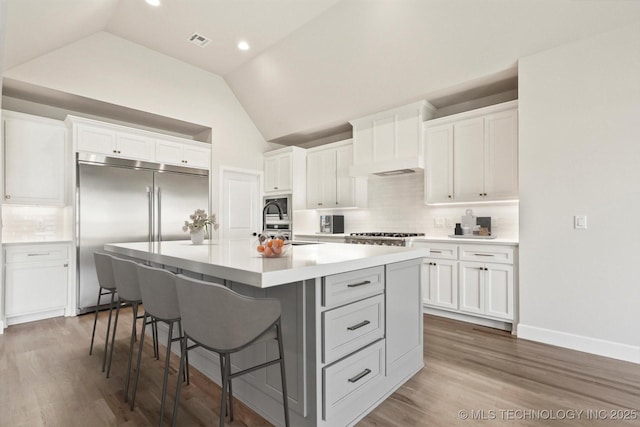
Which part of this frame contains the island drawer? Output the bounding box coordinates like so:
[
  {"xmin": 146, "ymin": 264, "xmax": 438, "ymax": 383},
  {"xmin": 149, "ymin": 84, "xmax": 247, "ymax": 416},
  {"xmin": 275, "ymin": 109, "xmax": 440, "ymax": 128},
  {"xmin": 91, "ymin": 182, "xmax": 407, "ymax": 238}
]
[
  {"xmin": 323, "ymin": 339, "xmax": 385, "ymax": 422},
  {"xmin": 459, "ymin": 245, "xmax": 514, "ymax": 264},
  {"xmin": 5, "ymin": 244, "xmax": 69, "ymax": 264},
  {"xmin": 322, "ymin": 294, "xmax": 385, "ymax": 364},
  {"xmin": 322, "ymin": 266, "xmax": 384, "ymax": 308}
]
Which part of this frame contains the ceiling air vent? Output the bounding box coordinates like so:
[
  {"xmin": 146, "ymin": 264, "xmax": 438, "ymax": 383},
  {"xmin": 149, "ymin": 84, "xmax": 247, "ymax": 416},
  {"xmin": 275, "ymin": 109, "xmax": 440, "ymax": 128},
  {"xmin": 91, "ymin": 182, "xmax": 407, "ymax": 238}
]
[{"xmin": 187, "ymin": 32, "xmax": 211, "ymax": 48}]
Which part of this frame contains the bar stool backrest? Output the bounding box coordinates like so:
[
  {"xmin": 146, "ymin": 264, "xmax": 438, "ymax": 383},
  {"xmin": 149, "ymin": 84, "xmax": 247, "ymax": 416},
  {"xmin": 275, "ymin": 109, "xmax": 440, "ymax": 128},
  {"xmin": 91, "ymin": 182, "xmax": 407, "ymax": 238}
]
[
  {"xmin": 175, "ymin": 274, "xmax": 281, "ymax": 353},
  {"xmin": 136, "ymin": 264, "xmax": 180, "ymax": 321},
  {"xmin": 94, "ymin": 252, "xmax": 116, "ymax": 291},
  {"xmin": 111, "ymin": 257, "xmax": 142, "ymax": 302}
]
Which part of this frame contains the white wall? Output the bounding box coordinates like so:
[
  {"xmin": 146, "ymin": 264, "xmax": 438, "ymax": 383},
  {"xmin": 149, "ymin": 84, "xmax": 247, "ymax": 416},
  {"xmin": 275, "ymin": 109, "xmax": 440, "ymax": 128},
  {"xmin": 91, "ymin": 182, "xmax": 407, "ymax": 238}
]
[
  {"xmin": 518, "ymin": 22, "xmax": 640, "ymax": 363},
  {"xmin": 3, "ymin": 31, "xmax": 277, "ymax": 229}
]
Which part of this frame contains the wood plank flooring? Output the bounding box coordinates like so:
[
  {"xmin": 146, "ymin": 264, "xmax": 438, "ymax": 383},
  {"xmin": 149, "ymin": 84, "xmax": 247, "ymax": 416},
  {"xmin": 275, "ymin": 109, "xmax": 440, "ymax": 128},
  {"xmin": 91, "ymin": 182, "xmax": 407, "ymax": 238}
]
[{"xmin": 1, "ymin": 310, "xmax": 639, "ymax": 426}]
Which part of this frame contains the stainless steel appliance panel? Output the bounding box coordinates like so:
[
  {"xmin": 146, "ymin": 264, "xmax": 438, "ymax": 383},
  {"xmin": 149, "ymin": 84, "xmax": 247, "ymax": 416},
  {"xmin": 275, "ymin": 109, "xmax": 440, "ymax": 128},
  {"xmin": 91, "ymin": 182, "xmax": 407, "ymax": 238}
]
[
  {"xmin": 155, "ymin": 171, "xmax": 209, "ymax": 241},
  {"xmin": 77, "ymin": 164, "xmax": 154, "ymax": 310}
]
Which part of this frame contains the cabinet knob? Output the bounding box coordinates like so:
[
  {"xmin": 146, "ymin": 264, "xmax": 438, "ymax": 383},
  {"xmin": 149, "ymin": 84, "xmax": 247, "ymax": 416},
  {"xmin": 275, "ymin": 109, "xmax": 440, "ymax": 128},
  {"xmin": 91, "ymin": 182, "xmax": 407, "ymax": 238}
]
[
  {"xmin": 274, "ymin": 186, "xmax": 278, "ymax": 190},
  {"xmin": 484, "ymin": 193, "xmax": 487, "ymax": 196},
  {"xmin": 5, "ymin": 195, "xmax": 10, "ymax": 199},
  {"xmin": 113, "ymin": 150, "xmax": 117, "ymax": 153},
  {"xmin": 448, "ymin": 195, "xmax": 452, "ymax": 198},
  {"xmin": 479, "ymin": 193, "xmax": 483, "ymax": 196},
  {"xmin": 318, "ymin": 203, "xmax": 323, "ymax": 206},
  {"xmin": 184, "ymin": 160, "xmax": 188, "ymax": 163}
]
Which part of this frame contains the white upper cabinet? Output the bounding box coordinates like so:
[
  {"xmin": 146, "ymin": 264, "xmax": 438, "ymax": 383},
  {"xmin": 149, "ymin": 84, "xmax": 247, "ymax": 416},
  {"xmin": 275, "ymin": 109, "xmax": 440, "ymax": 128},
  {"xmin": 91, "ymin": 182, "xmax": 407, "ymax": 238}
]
[
  {"xmin": 75, "ymin": 124, "xmax": 153, "ymax": 161},
  {"xmin": 3, "ymin": 111, "xmax": 68, "ymax": 206},
  {"xmin": 263, "ymin": 146, "xmax": 307, "ymax": 208},
  {"xmin": 424, "ymin": 124, "xmax": 454, "ymax": 204},
  {"xmin": 155, "ymin": 138, "xmax": 210, "ymax": 169},
  {"xmin": 306, "ymin": 140, "xmax": 367, "ymax": 209},
  {"xmin": 67, "ymin": 116, "xmax": 210, "ymax": 169},
  {"xmin": 349, "ymin": 101, "xmax": 435, "ymax": 176},
  {"xmin": 264, "ymin": 151, "xmax": 293, "ymax": 193},
  {"xmin": 424, "ymin": 100, "xmax": 518, "ymax": 204}
]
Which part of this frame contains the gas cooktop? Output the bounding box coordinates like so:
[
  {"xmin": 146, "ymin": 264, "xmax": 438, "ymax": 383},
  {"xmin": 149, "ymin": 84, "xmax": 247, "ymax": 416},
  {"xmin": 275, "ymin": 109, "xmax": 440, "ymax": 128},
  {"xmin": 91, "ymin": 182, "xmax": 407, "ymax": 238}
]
[{"xmin": 349, "ymin": 232, "xmax": 425, "ymax": 238}]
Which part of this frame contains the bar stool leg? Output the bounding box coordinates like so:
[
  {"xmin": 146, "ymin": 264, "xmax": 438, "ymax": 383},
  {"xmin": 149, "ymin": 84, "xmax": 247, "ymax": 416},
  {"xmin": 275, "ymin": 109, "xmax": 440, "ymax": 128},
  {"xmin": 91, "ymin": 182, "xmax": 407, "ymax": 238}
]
[
  {"xmin": 124, "ymin": 302, "xmax": 139, "ymax": 402},
  {"xmin": 277, "ymin": 320, "xmax": 290, "ymax": 427},
  {"xmin": 219, "ymin": 353, "xmax": 230, "ymax": 427},
  {"xmin": 89, "ymin": 287, "xmax": 104, "ymax": 355},
  {"xmin": 159, "ymin": 320, "xmax": 174, "ymax": 426},
  {"xmin": 172, "ymin": 334, "xmax": 189, "ymax": 427},
  {"xmin": 106, "ymin": 297, "xmax": 122, "ymax": 379},
  {"xmin": 228, "ymin": 354, "xmax": 234, "ymax": 422},
  {"xmin": 130, "ymin": 312, "xmax": 148, "ymax": 410},
  {"xmin": 178, "ymin": 321, "xmax": 190, "ymax": 384},
  {"xmin": 153, "ymin": 320, "xmax": 159, "ymax": 360},
  {"xmin": 102, "ymin": 291, "xmax": 116, "ymax": 372}
]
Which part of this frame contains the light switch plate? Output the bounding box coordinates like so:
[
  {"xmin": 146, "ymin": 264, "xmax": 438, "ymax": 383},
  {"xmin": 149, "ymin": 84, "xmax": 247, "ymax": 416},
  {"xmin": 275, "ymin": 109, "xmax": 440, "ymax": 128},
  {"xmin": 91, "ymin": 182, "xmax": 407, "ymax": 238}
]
[{"xmin": 574, "ymin": 215, "xmax": 587, "ymax": 229}]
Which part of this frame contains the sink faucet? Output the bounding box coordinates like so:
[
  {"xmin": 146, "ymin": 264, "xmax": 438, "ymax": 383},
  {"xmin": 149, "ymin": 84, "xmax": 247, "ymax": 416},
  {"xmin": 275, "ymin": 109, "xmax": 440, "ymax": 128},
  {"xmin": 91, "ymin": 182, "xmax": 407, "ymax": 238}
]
[{"xmin": 263, "ymin": 200, "xmax": 284, "ymax": 231}]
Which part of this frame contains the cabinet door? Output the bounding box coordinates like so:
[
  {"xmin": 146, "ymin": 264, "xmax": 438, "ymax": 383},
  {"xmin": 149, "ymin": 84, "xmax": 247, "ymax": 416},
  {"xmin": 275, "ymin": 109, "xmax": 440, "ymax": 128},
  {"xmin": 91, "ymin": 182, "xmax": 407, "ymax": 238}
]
[
  {"xmin": 453, "ymin": 117, "xmax": 485, "ymax": 201},
  {"xmin": 115, "ymin": 132, "xmax": 154, "ymax": 160},
  {"xmin": 485, "ymin": 263, "xmax": 514, "ymax": 320},
  {"xmin": 264, "ymin": 156, "xmax": 280, "ymax": 192},
  {"xmin": 459, "ymin": 261, "xmax": 485, "ymax": 315},
  {"xmin": 182, "ymin": 144, "xmax": 210, "ymax": 168},
  {"xmin": 5, "ymin": 262, "xmax": 68, "ymax": 317},
  {"xmin": 276, "ymin": 154, "xmax": 292, "ymax": 192},
  {"xmin": 484, "ymin": 109, "xmax": 518, "ymax": 200},
  {"xmin": 306, "ymin": 151, "xmax": 324, "ymax": 208},
  {"xmin": 320, "ymin": 150, "xmax": 337, "ymax": 207},
  {"xmin": 336, "ymin": 144, "xmax": 354, "ymax": 207},
  {"xmin": 264, "ymin": 154, "xmax": 292, "ymax": 193},
  {"xmin": 4, "ymin": 117, "xmax": 66, "ymax": 205},
  {"xmin": 155, "ymin": 139, "xmax": 183, "ymax": 165},
  {"xmin": 425, "ymin": 124, "xmax": 454, "ymax": 204},
  {"xmin": 76, "ymin": 125, "xmax": 116, "ymax": 155},
  {"xmin": 423, "ymin": 259, "xmax": 458, "ymax": 310}
]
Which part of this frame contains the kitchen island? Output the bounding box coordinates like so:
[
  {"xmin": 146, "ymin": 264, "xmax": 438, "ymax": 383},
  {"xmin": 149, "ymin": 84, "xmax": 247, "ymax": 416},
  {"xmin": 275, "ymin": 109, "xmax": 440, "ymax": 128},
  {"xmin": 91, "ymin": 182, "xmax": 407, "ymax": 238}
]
[{"xmin": 104, "ymin": 239, "xmax": 427, "ymax": 427}]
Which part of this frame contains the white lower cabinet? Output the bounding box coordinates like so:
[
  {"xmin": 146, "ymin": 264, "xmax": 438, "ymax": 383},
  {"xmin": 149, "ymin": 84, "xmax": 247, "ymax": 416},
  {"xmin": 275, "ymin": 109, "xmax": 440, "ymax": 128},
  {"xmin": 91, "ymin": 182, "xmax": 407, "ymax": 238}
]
[
  {"xmin": 413, "ymin": 240, "xmax": 517, "ymax": 326},
  {"xmin": 4, "ymin": 243, "xmax": 70, "ymax": 325},
  {"xmin": 422, "ymin": 259, "xmax": 458, "ymax": 310}
]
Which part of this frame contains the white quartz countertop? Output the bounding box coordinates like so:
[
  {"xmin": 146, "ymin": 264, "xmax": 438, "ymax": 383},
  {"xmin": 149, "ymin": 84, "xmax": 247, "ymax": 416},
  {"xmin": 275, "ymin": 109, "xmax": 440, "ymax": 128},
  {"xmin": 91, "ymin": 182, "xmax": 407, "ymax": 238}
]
[
  {"xmin": 104, "ymin": 239, "xmax": 428, "ymax": 288},
  {"xmin": 294, "ymin": 233, "xmax": 349, "ymax": 238},
  {"xmin": 409, "ymin": 236, "xmax": 519, "ymax": 246}
]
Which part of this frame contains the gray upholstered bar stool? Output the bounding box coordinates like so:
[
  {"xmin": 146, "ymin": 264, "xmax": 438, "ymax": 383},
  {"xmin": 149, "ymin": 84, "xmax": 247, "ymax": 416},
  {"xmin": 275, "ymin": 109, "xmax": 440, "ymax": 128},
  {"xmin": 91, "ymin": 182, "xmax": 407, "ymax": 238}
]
[
  {"xmin": 130, "ymin": 263, "xmax": 190, "ymax": 425},
  {"xmin": 89, "ymin": 252, "xmax": 118, "ymax": 372},
  {"xmin": 108, "ymin": 256, "xmax": 157, "ymax": 402},
  {"xmin": 172, "ymin": 274, "xmax": 290, "ymax": 427}
]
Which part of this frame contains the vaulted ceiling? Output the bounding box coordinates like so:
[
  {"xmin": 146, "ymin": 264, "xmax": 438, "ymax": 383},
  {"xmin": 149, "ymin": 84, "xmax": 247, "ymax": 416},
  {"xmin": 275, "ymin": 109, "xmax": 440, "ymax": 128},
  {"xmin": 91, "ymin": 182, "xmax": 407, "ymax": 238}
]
[{"xmin": 3, "ymin": 0, "xmax": 640, "ymax": 144}]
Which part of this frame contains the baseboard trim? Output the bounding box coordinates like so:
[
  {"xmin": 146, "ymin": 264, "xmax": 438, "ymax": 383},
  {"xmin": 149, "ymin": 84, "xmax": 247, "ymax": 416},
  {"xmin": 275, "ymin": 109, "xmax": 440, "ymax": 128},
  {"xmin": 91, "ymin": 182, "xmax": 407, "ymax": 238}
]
[
  {"xmin": 0, "ymin": 319, "xmax": 5, "ymax": 333},
  {"xmin": 423, "ymin": 306, "xmax": 512, "ymax": 332},
  {"xmin": 517, "ymin": 323, "xmax": 640, "ymax": 364},
  {"xmin": 6, "ymin": 308, "xmax": 66, "ymax": 326}
]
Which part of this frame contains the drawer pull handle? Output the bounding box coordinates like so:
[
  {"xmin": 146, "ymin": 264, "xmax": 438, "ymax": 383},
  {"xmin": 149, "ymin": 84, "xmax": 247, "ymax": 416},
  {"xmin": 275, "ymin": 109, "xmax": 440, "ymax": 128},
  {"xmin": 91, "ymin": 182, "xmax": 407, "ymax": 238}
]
[
  {"xmin": 430, "ymin": 250, "xmax": 442, "ymax": 253},
  {"xmin": 474, "ymin": 253, "xmax": 494, "ymax": 257},
  {"xmin": 347, "ymin": 320, "xmax": 371, "ymax": 331},
  {"xmin": 27, "ymin": 252, "xmax": 50, "ymax": 256},
  {"xmin": 347, "ymin": 280, "xmax": 371, "ymax": 288},
  {"xmin": 348, "ymin": 368, "xmax": 372, "ymax": 383}
]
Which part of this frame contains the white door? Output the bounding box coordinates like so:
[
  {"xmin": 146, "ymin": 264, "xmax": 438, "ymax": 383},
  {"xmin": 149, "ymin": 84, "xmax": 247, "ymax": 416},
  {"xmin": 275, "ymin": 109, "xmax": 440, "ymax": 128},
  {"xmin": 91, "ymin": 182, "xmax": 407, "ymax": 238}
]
[
  {"xmin": 453, "ymin": 117, "xmax": 485, "ymax": 201},
  {"xmin": 221, "ymin": 169, "xmax": 261, "ymax": 239},
  {"xmin": 484, "ymin": 109, "xmax": 518, "ymax": 200},
  {"xmin": 424, "ymin": 259, "xmax": 458, "ymax": 310},
  {"xmin": 459, "ymin": 261, "xmax": 485, "ymax": 315},
  {"xmin": 485, "ymin": 263, "xmax": 514, "ymax": 320},
  {"xmin": 425, "ymin": 124, "xmax": 454, "ymax": 204}
]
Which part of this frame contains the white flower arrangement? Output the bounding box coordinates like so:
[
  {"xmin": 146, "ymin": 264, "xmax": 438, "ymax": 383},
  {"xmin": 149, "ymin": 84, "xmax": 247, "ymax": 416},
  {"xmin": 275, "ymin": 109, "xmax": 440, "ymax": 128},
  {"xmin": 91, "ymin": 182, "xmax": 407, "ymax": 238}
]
[{"xmin": 183, "ymin": 209, "xmax": 219, "ymax": 236}]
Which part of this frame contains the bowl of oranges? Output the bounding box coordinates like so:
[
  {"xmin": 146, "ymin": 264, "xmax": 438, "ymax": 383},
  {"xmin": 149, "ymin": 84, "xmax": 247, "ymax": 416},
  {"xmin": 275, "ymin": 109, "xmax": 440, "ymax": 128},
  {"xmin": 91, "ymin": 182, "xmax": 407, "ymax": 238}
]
[{"xmin": 255, "ymin": 232, "xmax": 290, "ymax": 257}]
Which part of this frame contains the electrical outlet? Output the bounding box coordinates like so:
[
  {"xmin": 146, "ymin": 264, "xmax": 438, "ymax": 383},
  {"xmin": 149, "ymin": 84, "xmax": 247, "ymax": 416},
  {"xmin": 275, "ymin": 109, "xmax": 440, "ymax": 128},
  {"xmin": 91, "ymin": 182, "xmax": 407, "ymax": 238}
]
[
  {"xmin": 574, "ymin": 215, "xmax": 587, "ymax": 229},
  {"xmin": 434, "ymin": 217, "xmax": 445, "ymax": 228},
  {"xmin": 491, "ymin": 217, "xmax": 499, "ymax": 227},
  {"xmin": 445, "ymin": 218, "xmax": 453, "ymax": 228}
]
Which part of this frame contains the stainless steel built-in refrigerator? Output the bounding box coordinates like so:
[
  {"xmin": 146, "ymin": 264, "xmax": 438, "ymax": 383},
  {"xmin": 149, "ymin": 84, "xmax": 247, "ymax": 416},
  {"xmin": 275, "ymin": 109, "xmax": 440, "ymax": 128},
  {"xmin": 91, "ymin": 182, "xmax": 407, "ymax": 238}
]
[{"xmin": 76, "ymin": 153, "xmax": 209, "ymax": 312}]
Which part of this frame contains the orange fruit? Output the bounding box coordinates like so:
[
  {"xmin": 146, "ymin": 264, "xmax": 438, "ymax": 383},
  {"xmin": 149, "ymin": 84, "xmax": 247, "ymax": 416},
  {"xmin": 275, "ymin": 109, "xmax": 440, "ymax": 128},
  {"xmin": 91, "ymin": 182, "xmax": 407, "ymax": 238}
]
[
  {"xmin": 257, "ymin": 245, "xmax": 265, "ymax": 253},
  {"xmin": 267, "ymin": 240, "xmax": 273, "ymax": 248},
  {"xmin": 275, "ymin": 239, "xmax": 283, "ymax": 247},
  {"xmin": 273, "ymin": 246, "xmax": 282, "ymax": 255},
  {"xmin": 263, "ymin": 247, "xmax": 273, "ymax": 257}
]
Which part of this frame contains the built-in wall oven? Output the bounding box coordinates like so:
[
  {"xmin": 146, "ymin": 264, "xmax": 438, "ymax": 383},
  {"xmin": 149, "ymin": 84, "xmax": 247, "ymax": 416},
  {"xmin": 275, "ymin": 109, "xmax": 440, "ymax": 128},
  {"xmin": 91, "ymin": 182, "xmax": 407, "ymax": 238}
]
[{"xmin": 263, "ymin": 195, "xmax": 292, "ymax": 239}]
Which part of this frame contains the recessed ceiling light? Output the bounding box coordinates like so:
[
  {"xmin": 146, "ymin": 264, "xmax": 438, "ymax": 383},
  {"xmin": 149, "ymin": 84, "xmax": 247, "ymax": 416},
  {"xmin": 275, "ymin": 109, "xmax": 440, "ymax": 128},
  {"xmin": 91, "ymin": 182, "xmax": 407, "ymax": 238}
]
[
  {"xmin": 238, "ymin": 41, "xmax": 250, "ymax": 51},
  {"xmin": 146, "ymin": 0, "xmax": 160, "ymax": 6}
]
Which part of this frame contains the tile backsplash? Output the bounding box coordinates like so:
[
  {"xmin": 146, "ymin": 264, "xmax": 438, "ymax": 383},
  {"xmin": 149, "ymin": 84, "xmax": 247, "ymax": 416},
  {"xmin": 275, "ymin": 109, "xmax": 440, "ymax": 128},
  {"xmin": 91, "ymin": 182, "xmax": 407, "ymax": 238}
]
[
  {"xmin": 2, "ymin": 205, "xmax": 73, "ymax": 242},
  {"xmin": 293, "ymin": 171, "xmax": 519, "ymax": 239}
]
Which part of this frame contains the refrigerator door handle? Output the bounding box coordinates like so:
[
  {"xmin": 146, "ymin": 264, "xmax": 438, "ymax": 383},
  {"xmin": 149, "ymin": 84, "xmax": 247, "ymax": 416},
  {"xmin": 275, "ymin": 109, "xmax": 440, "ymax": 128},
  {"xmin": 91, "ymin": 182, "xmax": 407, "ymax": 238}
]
[
  {"xmin": 147, "ymin": 186, "xmax": 153, "ymax": 244},
  {"xmin": 157, "ymin": 187, "xmax": 162, "ymax": 242}
]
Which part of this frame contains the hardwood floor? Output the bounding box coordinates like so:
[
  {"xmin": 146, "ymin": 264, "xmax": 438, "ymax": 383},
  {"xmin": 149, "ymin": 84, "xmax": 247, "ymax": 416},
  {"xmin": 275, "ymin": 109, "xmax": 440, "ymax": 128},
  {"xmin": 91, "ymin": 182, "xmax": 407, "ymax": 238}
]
[{"xmin": 1, "ymin": 311, "xmax": 638, "ymax": 426}]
